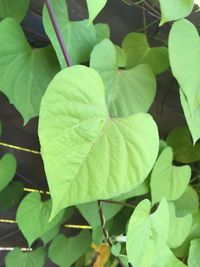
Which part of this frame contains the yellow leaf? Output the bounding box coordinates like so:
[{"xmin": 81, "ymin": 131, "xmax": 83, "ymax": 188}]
[{"xmin": 91, "ymin": 243, "xmax": 111, "ymax": 267}]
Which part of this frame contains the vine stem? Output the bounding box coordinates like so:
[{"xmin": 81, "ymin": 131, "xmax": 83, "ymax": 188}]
[
  {"xmin": 44, "ymin": 0, "xmax": 72, "ymax": 67},
  {"xmin": 97, "ymin": 200, "xmax": 125, "ymax": 267}
]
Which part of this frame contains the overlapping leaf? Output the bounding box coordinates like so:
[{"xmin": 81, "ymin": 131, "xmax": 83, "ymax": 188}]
[
  {"xmin": 188, "ymin": 239, "xmax": 200, "ymax": 267},
  {"xmin": 150, "ymin": 147, "xmax": 191, "ymax": 204},
  {"xmin": 0, "ymin": 182, "xmax": 23, "ymax": 212},
  {"xmin": 0, "ymin": 18, "xmax": 59, "ymax": 123},
  {"xmin": 0, "ymin": 153, "xmax": 16, "ymax": 191},
  {"xmin": 169, "ymin": 19, "xmax": 200, "ymax": 143},
  {"xmin": 16, "ymin": 192, "xmax": 66, "ymax": 246},
  {"xmin": 39, "ymin": 65, "xmax": 159, "ymax": 219},
  {"xmin": 48, "ymin": 231, "xmax": 91, "ymax": 267},
  {"xmin": 5, "ymin": 247, "xmax": 46, "ymax": 267},
  {"xmin": 43, "ymin": 0, "xmax": 99, "ymax": 67},
  {"xmin": 122, "ymin": 32, "xmax": 169, "ymax": 74},
  {"xmin": 159, "ymin": 0, "xmax": 194, "ymax": 25},
  {"xmin": 90, "ymin": 39, "xmax": 156, "ymax": 117},
  {"xmin": 167, "ymin": 202, "xmax": 192, "ymax": 248},
  {"xmin": 166, "ymin": 126, "xmax": 200, "ymax": 163},
  {"xmin": 0, "ymin": 0, "xmax": 30, "ymax": 22}
]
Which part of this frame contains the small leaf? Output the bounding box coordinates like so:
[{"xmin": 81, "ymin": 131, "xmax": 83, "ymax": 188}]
[
  {"xmin": 111, "ymin": 243, "xmax": 121, "ymax": 257},
  {"xmin": 159, "ymin": 0, "xmax": 194, "ymax": 25},
  {"xmin": 48, "ymin": 231, "xmax": 91, "ymax": 267},
  {"xmin": 94, "ymin": 23, "xmax": 110, "ymax": 43},
  {"xmin": 0, "ymin": 153, "xmax": 16, "ymax": 191},
  {"xmin": 90, "ymin": 39, "xmax": 156, "ymax": 117},
  {"xmin": 0, "ymin": 0, "xmax": 30, "ymax": 22},
  {"xmin": 40, "ymin": 226, "xmax": 60, "ymax": 246},
  {"xmin": 126, "ymin": 198, "xmax": 169, "ymax": 267},
  {"xmin": 43, "ymin": 0, "xmax": 97, "ymax": 67},
  {"xmin": 16, "ymin": 192, "xmax": 65, "ymax": 246},
  {"xmin": 122, "ymin": 32, "xmax": 169, "ymax": 74},
  {"xmin": 169, "ymin": 19, "xmax": 200, "ymax": 142},
  {"xmin": 188, "ymin": 239, "xmax": 200, "ymax": 267},
  {"xmin": 167, "ymin": 202, "xmax": 193, "ymax": 248},
  {"xmin": 0, "ymin": 18, "xmax": 59, "ymax": 123},
  {"xmin": 0, "ymin": 182, "xmax": 23, "ymax": 212},
  {"xmin": 86, "ymin": 0, "xmax": 107, "ymax": 23},
  {"xmin": 166, "ymin": 126, "xmax": 200, "ymax": 163},
  {"xmin": 150, "ymin": 147, "xmax": 191, "ymax": 204},
  {"xmin": 5, "ymin": 247, "xmax": 46, "ymax": 267},
  {"xmin": 38, "ymin": 65, "xmax": 159, "ymax": 219}
]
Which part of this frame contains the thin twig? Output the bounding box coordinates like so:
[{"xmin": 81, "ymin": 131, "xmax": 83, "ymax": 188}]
[
  {"xmin": 97, "ymin": 200, "xmax": 125, "ymax": 267},
  {"xmin": 44, "ymin": 0, "xmax": 72, "ymax": 67}
]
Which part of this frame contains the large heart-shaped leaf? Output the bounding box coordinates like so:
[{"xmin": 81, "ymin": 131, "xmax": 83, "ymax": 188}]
[
  {"xmin": 0, "ymin": 182, "xmax": 23, "ymax": 212},
  {"xmin": 43, "ymin": 0, "xmax": 97, "ymax": 68},
  {"xmin": 122, "ymin": 33, "xmax": 169, "ymax": 74},
  {"xmin": 166, "ymin": 126, "xmax": 200, "ymax": 163},
  {"xmin": 126, "ymin": 198, "xmax": 186, "ymax": 267},
  {"xmin": 0, "ymin": 0, "xmax": 30, "ymax": 22},
  {"xmin": 167, "ymin": 202, "xmax": 192, "ymax": 249},
  {"xmin": 16, "ymin": 192, "xmax": 66, "ymax": 246},
  {"xmin": 90, "ymin": 39, "xmax": 156, "ymax": 117},
  {"xmin": 0, "ymin": 153, "xmax": 16, "ymax": 191},
  {"xmin": 38, "ymin": 65, "xmax": 159, "ymax": 219},
  {"xmin": 0, "ymin": 18, "xmax": 59, "ymax": 123},
  {"xmin": 5, "ymin": 247, "xmax": 46, "ymax": 267},
  {"xmin": 150, "ymin": 147, "xmax": 191, "ymax": 204},
  {"xmin": 86, "ymin": 0, "xmax": 107, "ymax": 23},
  {"xmin": 48, "ymin": 231, "xmax": 91, "ymax": 267},
  {"xmin": 169, "ymin": 19, "xmax": 200, "ymax": 142},
  {"xmin": 159, "ymin": 0, "xmax": 194, "ymax": 25},
  {"xmin": 188, "ymin": 239, "xmax": 200, "ymax": 267}
]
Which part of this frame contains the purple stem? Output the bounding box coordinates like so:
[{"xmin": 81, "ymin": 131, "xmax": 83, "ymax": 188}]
[{"xmin": 44, "ymin": 0, "xmax": 72, "ymax": 67}]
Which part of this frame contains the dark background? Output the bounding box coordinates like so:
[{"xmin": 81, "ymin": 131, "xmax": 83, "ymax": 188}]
[{"xmin": 0, "ymin": 0, "xmax": 194, "ymax": 265}]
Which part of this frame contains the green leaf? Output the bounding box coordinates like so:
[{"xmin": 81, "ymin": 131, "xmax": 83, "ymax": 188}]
[
  {"xmin": 0, "ymin": 182, "xmax": 23, "ymax": 212},
  {"xmin": 169, "ymin": 19, "xmax": 200, "ymax": 142},
  {"xmin": 122, "ymin": 32, "xmax": 169, "ymax": 74},
  {"xmin": 43, "ymin": 0, "xmax": 97, "ymax": 67},
  {"xmin": 16, "ymin": 192, "xmax": 65, "ymax": 246},
  {"xmin": 115, "ymin": 45, "xmax": 127, "ymax": 68},
  {"xmin": 38, "ymin": 65, "xmax": 159, "ymax": 219},
  {"xmin": 0, "ymin": 153, "xmax": 16, "ymax": 191},
  {"xmin": 5, "ymin": 247, "xmax": 46, "ymax": 267},
  {"xmin": 166, "ymin": 126, "xmax": 200, "ymax": 163},
  {"xmin": 0, "ymin": 18, "xmax": 59, "ymax": 123},
  {"xmin": 159, "ymin": 0, "xmax": 194, "ymax": 25},
  {"xmin": 94, "ymin": 23, "xmax": 110, "ymax": 43},
  {"xmin": 77, "ymin": 201, "xmax": 122, "ymax": 228},
  {"xmin": 126, "ymin": 198, "xmax": 169, "ymax": 267},
  {"xmin": 126, "ymin": 198, "xmax": 186, "ymax": 267},
  {"xmin": 90, "ymin": 39, "xmax": 156, "ymax": 117},
  {"xmin": 167, "ymin": 202, "xmax": 192, "ymax": 249},
  {"xmin": 174, "ymin": 186, "xmax": 199, "ymax": 217},
  {"xmin": 86, "ymin": 0, "xmax": 107, "ymax": 23},
  {"xmin": 111, "ymin": 243, "xmax": 121, "ymax": 257},
  {"xmin": 0, "ymin": 0, "xmax": 30, "ymax": 22},
  {"xmin": 180, "ymin": 90, "xmax": 200, "ymax": 144},
  {"xmin": 48, "ymin": 231, "xmax": 91, "ymax": 267},
  {"xmin": 188, "ymin": 239, "xmax": 200, "ymax": 267},
  {"xmin": 150, "ymin": 147, "xmax": 191, "ymax": 204},
  {"xmin": 41, "ymin": 207, "xmax": 74, "ymax": 245}
]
